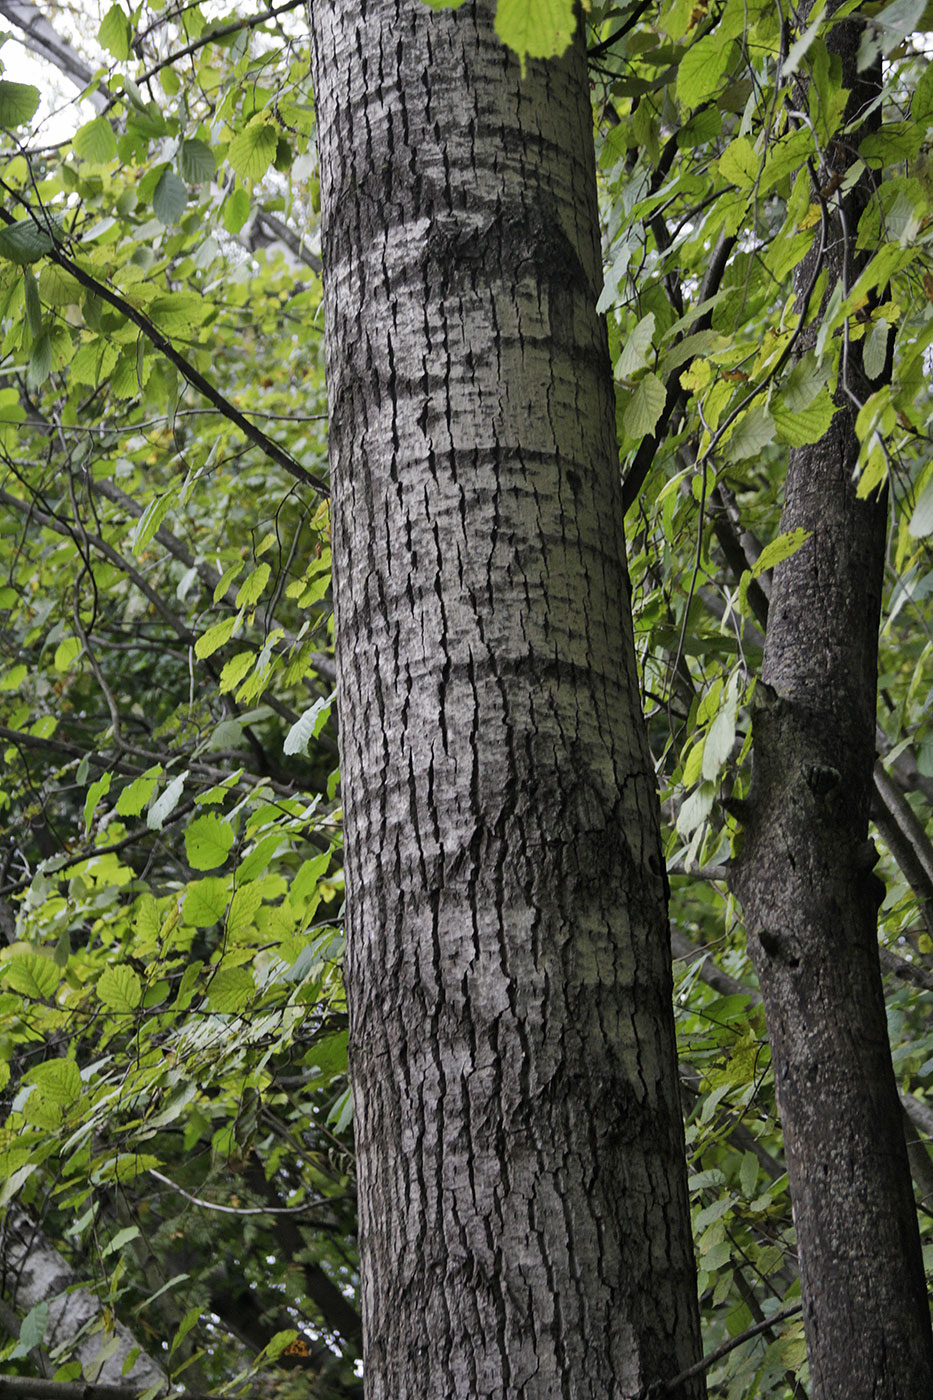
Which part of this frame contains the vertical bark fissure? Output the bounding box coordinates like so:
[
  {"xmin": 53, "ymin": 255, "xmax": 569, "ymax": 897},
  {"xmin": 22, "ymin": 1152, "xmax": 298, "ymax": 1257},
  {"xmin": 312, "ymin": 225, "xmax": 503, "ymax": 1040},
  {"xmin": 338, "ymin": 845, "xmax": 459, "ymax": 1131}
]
[
  {"xmin": 731, "ymin": 9, "xmax": 933, "ymax": 1395},
  {"xmin": 309, "ymin": 2, "xmax": 705, "ymax": 1395}
]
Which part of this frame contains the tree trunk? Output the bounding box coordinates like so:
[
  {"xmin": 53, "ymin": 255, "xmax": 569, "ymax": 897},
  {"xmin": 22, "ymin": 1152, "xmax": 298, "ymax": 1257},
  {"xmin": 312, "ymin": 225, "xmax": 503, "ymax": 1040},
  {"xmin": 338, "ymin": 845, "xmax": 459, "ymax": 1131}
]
[
  {"xmin": 731, "ymin": 7, "xmax": 933, "ymax": 1394},
  {"xmin": 3, "ymin": 1209, "xmax": 165, "ymax": 1388},
  {"xmin": 307, "ymin": 3, "xmax": 705, "ymax": 1395}
]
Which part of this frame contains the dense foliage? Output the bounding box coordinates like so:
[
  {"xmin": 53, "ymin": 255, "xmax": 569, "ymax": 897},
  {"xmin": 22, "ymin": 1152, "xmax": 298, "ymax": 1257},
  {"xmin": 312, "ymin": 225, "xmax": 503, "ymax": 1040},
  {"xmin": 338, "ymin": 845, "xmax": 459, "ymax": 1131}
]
[{"xmin": 0, "ymin": 1, "xmax": 930, "ymax": 1397}]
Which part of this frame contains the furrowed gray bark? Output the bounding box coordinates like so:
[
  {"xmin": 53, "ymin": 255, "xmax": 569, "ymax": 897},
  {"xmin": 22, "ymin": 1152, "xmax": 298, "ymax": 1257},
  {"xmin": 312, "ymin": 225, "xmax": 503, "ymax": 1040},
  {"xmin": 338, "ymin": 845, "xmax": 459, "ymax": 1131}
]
[
  {"xmin": 731, "ymin": 6, "xmax": 933, "ymax": 1394},
  {"xmin": 308, "ymin": 2, "xmax": 705, "ymax": 1395}
]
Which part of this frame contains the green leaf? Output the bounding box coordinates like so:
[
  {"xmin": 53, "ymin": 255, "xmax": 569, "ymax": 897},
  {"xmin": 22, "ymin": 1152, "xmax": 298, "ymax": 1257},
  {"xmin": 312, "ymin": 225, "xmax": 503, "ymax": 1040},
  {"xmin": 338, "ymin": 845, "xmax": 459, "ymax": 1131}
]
[
  {"xmin": 11, "ymin": 1301, "xmax": 48, "ymax": 1359},
  {"xmin": 718, "ymin": 136, "xmax": 760, "ymax": 189},
  {"xmin": 722, "ymin": 403, "xmax": 775, "ymax": 461},
  {"xmin": 235, "ymin": 563, "xmax": 271, "ymax": 608},
  {"xmin": 283, "ymin": 689, "xmax": 337, "ymax": 756},
  {"xmin": 0, "ymin": 81, "xmax": 40, "ymax": 127},
  {"xmin": 99, "ymin": 4, "xmax": 132, "ymax": 60},
  {"xmin": 23, "ymin": 268, "xmax": 42, "ymax": 337},
  {"xmin": 228, "ymin": 120, "xmax": 278, "ymax": 180},
  {"xmin": 53, "ymin": 636, "xmax": 82, "ymax": 672},
  {"xmin": 219, "ymin": 652, "xmax": 254, "ymax": 694},
  {"xmin": 624, "ymin": 372, "xmax": 667, "ymax": 438},
  {"xmin": 772, "ymin": 389, "xmax": 835, "ymax": 447},
  {"xmin": 616, "ymin": 313, "xmax": 656, "ymax": 379},
  {"xmin": 207, "ymin": 965, "xmax": 253, "ymax": 1013},
  {"xmin": 73, "ymin": 117, "xmax": 118, "ymax": 163},
  {"xmin": 153, "ymin": 170, "xmax": 188, "ymax": 225},
  {"xmin": 494, "ymin": 0, "xmax": 576, "ymax": 64},
  {"xmin": 183, "ymin": 876, "xmax": 230, "ymax": 927},
  {"xmin": 97, "ymin": 965, "xmax": 142, "ymax": 1012},
  {"xmin": 186, "ymin": 814, "xmax": 235, "ymax": 870},
  {"xmin": 102, "ymin": 1225, "xmax": 141, "ymax": 1257},
  {"xmin": 752, "ymin": 527, "xmax": 812, "ymax": 577},
  {"xmin": 677, "ymin": 34, "xmax": 733, "ymax": 110},
  {"xmin": 179, "ymin": 139, "xmax": 216, "ymax": 183},
  {"xmin": 116, "ymin": 768, "xmax": 162, "ymax": 817},
  {"xmin": 95, "ymin": 1153, "xmax": 160, "ymax": 1183},
  {"xmin": 739, "ymin": 1150, "xmax": 759, "ymax": 1198},
  {"xmin": 148, "ymin": 771, "xmax": 187, "ymax": 830},
  {"xmin": 223, "ymin": 187, "xmax": 251, "ymax": 235},
  {"xmin": 84, "ymin": 772, "xmax": 111, "ymax": 832},
  {"xmin": 171, "ymin": 1306, "xmax": 202, "ymax": 1356},
  {"xmin": 262, "ymin": 1331, "xmax": 299, "ymax": 1362},
  {"xmin": 149, "ymin": 291, "xmax": 210, "ymax": 333},
  {"xmin": 0, "ymin": 217, "xmax": 61, "ymax": 265},
  {"xmin": 27, "ymin": 330, "xmax": 52, "ymax": 389},
  {"xmin": 195, "ymin": 616, "xmax": 239, "ymax": 659},
  {"xmin": 909, "ymin": 478, "xmax": 933, "ymax": 538},
  {"xmin": 2, "ymin": 953, "xmax": 59, "ymax": 1000},
  {"xmin": 702, "ymin": 676, "xmax": 739, "ymax": 781},
  {"xmin": 30, "ymin": 1058, "xmax": 81, "ymax": 1106},
  {"xmin": 131, "ymin": 488, "xmax": 177, "ymax": 555}
]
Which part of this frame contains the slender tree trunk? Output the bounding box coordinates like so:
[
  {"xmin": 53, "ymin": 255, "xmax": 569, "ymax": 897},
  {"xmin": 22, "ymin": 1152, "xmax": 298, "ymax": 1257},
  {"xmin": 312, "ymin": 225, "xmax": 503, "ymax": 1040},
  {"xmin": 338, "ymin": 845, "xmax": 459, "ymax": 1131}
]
[
  {"xmin": 308, "ymin": 3, "xmax": 705, "ymax": 1395},
  {"xmin": 732, "ymin": 8, "xmax": 933, "ymax": 1394},
  {"xmin": 3, "ymin": 1210, "xmax": 165, "ymax": 1388}
]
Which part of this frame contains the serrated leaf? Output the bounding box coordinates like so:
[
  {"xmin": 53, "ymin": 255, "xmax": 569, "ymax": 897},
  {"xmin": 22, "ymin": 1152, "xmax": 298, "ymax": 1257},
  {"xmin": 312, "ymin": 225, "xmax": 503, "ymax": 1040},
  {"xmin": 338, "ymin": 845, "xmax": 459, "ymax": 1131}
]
[
  {"xmin": 2, "ymin": 953, "xmax": 59, "ymax": 1000},
  {"xmin": 207, "ymin": 965, "xmax": 253, "ymax": 1013},
  {"xmin": 236, "ymin": 563, "xmax": 271, "ymax": 608},
  {"xmin": 27, "ymin": 329, "xmax": 52, "ymax": 389},
  {"xmin": 195, "ymin": 616, "xmax": 239, "ymax": 659},
  {"xmin": 23, "ymin": 268, "xmax": 42, "ymax": 337},
  {"xmin": 185, "ymin": 814, "xmax": 235, "ymax": 870},
  {"xmin": 0, "ymin": 81, "xmax": 40, "ymax": 127},
  {"xmin": 676, "ymin": 781, "xmax": 715, "ymax": 837},
  {"xmin": 131, "ymin": 488, "xmax": 176, "ymax": 555},
  {"xmin": 223, "ymin": 187, "xmax": 251, "ymax": 234},
  {"xmin": 494, "ymin": 0, "xmax": 576, "ymax": 63},
  {"xmin": 624, "ymin": 372, "xmax": 667, "ymax": 438},
  {"xmin": 116, "ymin": 768, "xmax": 162, "ymax": 817},
  {"xmin": 30, "ymin": 1058, "xmax": 81, "ymax": 1106},
  {"xmin": 616, "ymin": 313, "xmax": 656, "ymax": 379},
  {"xmin": 73, "ymin": 117, "xmax": 118, "ymax": 163},
  {"xmin": 752, "ymin": 527, "xmax": 812, "ymax": 577},
  {"xmin": 0, "ymin": 217, "xmax": 61, "ymax": 265},
  {"xmin": 102, "ymin": 1225, "xmax": 140, "ymax": 1257},
  {"xmin": 183, "ymin": 876, "xmax": 230, "ymax": 927},
  {"xmin": 95, "ymin": 1153, "xmax": 160, "ymax": 1183},
  {"xmin": 909, "ymin": 478, "xmax": 933, "ymax": 538},
  {"xmin": 702, "ymin": 676, "xmax": 739, "ymax": 781},
  {"xmin": 772, "ymin": 389, "xmax": 835, "ymax": 447},
  {"xmin": 863, "ymin": 317, "xmax": 889, "ymax": 381},
  {"xmin": 11, "ymin": 1301, "xmax": 48, "ymax": 1359},
  {"xmin": 97, "ymin": 965, "xmax": 142, "ymax": 1012},
  {"xmin": 283, "ymin": 689, "xmax": 336, "ymax": 756},
  {"xmin": 84, "ymin": 773, "xmax": 111, "ymax": 832},
  {"xmin": 53, "ymin": 636, "xmax": 82, "ymax": 672},
  {"xmin": 148, "ymin": 770, "xmax": 187, "ymax": 829},
  {"xmin": 220, "ymin": 652, "xmax": 254, "ymax": 694},
  {"xmin": 677, "ymin": 34, "xmax": 732, "ymax": 110},
  {"xmin": 153, "ymin": 169, "xmax": 188, "ymax": 225},
  {"xmin": 739, "ymin": 1150, "xmax": 759, "ymax": 1198},
  {"xmin": 723, "ymin": 403, "xmax": 775, "ymax": 461},
  {"xmin": 718, "ymin": 136, "xmax": 759, "ymax": 189},
  {"xmin": 98, "ymin": 4, "xmax": 131, "ymax": 60},
  {"xmin": 149, "ymin": 291, "xmax": 210, "ymax": 333},
  {"xmin": 179, "ymin": 138, "xmax": 216, "ymax": 183},
  {"xmin": 228, "ymin": 120, "xmax": 278, "ymax": 180}
]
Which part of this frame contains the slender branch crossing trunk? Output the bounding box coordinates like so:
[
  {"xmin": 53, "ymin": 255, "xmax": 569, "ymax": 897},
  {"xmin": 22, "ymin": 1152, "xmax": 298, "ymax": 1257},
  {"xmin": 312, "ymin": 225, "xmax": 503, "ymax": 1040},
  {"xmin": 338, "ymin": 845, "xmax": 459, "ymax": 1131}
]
[
  {"xmin": 308, "ymin": 3, "xmax": 705, "ymax": 1394},
  {"xmin": 732, "ymin": 8, "xmax": 933, "ymax": 1394}
]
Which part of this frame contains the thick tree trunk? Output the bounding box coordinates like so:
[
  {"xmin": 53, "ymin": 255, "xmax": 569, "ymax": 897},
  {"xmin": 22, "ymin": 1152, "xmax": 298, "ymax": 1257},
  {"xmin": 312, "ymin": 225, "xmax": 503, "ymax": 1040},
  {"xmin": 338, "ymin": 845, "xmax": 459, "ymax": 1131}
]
[
  {"xmin": 308, "ymin": 3, "xmax": 705, "ymax": 1396},
  {"xmin": 732, "ymin": 8, "xmax": 933, "ymax": 1395}
]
